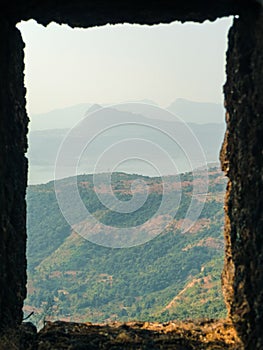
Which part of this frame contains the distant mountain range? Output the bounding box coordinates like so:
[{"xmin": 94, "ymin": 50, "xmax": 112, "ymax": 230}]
[
  {"xmin": 29, "ymin": 103, "xmax": 93, "ymax": 131},
  {"xmin": 167, "ymin": 98, "xmax": 225, "ymax": 124},
  {"xmin": 27, "ymin": 100, "xmax": 226, "ymax": 184},
  {"xmin": 29, "ymin": 98, "xmax": 225, "ymax": 131},
  {"xmin": 24, "ymin": 166, "xmax": 227, "ymax": 327}
]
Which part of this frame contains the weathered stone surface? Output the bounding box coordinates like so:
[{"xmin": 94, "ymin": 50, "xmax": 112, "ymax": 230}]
[
  {"xmin": 36, "ymin": 319, "xmax": 241, "ymax": 350},
  {"xmin": 0, "ymin": 0, "xmax": 258, "ymax": 27},
  {"xmin": 0, "ymin": 319, "xmax": 242, "ymax": 349},
  {"xmin": 221, "ymin": 7, "xmax": 263, "ymax": 349},
  {"xmin": 0, "ymin": 18, "xmax": 28, "ymax": 331},
  {"xmin": 0, "ymin": 322, "xmax": 37, "ymax": 349}
]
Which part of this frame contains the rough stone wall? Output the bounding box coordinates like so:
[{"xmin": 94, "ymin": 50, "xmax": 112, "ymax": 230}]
[
  {"xmin": 221, "ymin": 7, "xmax": 263, "ymax": 349},
  {"xmin": 0, "ymin": 0, "xmax": 253, "ymax": 26},
  {"xmin": 0, "ymin": 18, "xmax": 28, "ymax": 331}
]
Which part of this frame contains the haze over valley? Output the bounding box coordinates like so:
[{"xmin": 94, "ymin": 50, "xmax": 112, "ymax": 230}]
[{"xmin": 27, "ymin": 98, "xmax": 225, "ymax": 184}]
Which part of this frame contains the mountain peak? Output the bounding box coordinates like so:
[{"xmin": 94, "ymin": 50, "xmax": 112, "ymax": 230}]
[
  {"xmin": 167, "ymin": 98, "xmax": 224, "ymax": 124},
  {"xmin": 85, "ymin": 104, "xmax": 103, "ymax": 115}
]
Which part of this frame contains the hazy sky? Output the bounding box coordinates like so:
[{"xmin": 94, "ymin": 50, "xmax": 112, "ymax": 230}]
[{"xmin": 17, "ymin": 18, "xmax": 233, "ymax": 115}]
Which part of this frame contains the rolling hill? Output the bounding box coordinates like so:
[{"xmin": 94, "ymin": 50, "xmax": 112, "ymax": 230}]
[{"xmin": 24, "ymin": 166, "xmax": 227, "ymax": 327}]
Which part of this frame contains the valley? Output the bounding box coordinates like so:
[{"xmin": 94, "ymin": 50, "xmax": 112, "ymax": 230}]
[{"xmin": 25, "ymin": 166, "xmax": 227, "ymax": 327}]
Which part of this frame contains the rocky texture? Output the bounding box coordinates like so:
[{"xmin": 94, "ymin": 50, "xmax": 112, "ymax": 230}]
[
  {"xmin": 0, "ymin": 19, "xmax": 28, "ymax": 331},
  {"xmin": 0, "ymin": 0, "xmax": 257, "ymax": 27},
  {"xmin": 220, "ymin": 7, "xmax": 263, "ymax": 349},
  {"xmin": 0, "ymin": 322, "xmax": 37, "ymax": 350},
  {"xmin": 0, "ymin": 319, "xmax": 241, "ymax": 350},
  {"xmin": 34, "ymin": 319, "xmax": 241, "ymax": 350}
]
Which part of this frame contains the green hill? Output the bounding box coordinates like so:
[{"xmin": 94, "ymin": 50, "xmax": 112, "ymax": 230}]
[{"xmin": 24, "ymin": 167, "xmax": 227, "ymax": 327}]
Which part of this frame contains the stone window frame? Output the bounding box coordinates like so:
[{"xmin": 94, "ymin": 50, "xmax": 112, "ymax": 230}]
[{"xmin": 0, "ymin": 2, "xmax": 262, "ymax": 349}]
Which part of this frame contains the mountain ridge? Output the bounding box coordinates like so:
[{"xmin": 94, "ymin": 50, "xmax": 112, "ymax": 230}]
[
  {"xmin": 29, "ymin": 98, "xmax": 224, "ymax": 131},
  {"xmin": 27, "ymin": 105, "xmax": 225, "ymax": 184},
  {"xmin": 25, "ymin": 166, "xmax": 227, "ymax": 327}
]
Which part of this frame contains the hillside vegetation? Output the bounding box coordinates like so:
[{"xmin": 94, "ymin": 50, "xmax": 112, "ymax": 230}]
[{"xmin": 25, "ymin": 166, "xmax": 227, "ymax": 327}]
